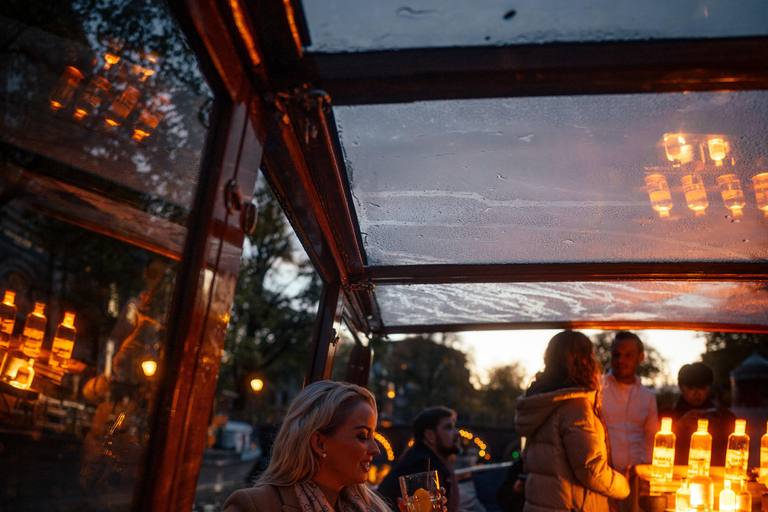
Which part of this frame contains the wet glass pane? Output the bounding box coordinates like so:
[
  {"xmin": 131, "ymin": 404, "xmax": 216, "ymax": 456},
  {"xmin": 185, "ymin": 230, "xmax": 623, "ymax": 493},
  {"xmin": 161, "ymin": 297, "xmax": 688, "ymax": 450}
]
[
  {"xmin": 336, "ymin": 91, "xmax": 768, "ymax": 266},
  {"xmin": 0, "ymin": 1, "xmax": 212, "ymax": 510},
  {"xmin": 301, "ymin": 0, "xmax": 768, "ymax": 52},
  {"xmin": 376, "ymin": 281, "xmax": 768, "ymax": 328}
]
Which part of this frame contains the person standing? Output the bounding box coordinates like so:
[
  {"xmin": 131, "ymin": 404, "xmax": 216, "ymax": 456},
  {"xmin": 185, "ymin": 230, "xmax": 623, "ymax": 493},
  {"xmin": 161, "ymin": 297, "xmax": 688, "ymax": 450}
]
[
  {"xmin": 660, "ymin": 362, "xmax": 735, "ymax": 466},
  {"xmin": 599, "ymin": 331, "xmax": 659, "ymax": 474},
  {"xmin": 515, "ymin": 331, "xmax": 629, "ymax": 512},
  {"xmin": 377, "ymin": 407, "xmax": 462, "ymax": 512}
]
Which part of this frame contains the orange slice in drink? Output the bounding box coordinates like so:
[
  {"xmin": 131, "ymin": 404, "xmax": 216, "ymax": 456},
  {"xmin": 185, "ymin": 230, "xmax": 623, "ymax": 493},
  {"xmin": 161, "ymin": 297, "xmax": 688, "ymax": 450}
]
[{"xmin": 412, "ymin": 488, "xmax": 433, "ymax": 512}]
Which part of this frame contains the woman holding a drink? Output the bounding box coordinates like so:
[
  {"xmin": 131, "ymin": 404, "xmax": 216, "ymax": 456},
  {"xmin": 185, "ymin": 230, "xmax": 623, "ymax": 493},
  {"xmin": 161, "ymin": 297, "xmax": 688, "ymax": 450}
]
[
  {"xmin": 222, "ymin": 381, "xmax": 389, "ymax": 512},
  {"xmin": 515, "ymin": 331, "xmax": 630, "ymax": 512}
]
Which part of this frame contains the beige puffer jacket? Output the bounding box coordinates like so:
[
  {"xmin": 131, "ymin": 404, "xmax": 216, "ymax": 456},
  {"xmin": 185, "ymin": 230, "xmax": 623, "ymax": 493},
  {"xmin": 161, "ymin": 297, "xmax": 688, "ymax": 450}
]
[{"xmin": 515, "ymin": 387, "xmax": 629, "ymax": 512}]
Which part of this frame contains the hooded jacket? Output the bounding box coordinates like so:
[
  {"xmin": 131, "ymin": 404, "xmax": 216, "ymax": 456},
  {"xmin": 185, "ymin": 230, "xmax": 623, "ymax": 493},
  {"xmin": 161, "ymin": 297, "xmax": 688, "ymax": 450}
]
[{"xmin": 515, "ymin": 387, "xmax": 629, "ymax": 512}]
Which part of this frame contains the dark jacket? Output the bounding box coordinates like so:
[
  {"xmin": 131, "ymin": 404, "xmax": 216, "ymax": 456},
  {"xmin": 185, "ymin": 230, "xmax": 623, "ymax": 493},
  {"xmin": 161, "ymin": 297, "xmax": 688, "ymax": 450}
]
[
  {"xmin": 377, "ymin": 443, "xmax": 458, "ymax": 512},
  {"xmin": 659, "ymin": 397, "xmax": 736, "ymax": 466}
]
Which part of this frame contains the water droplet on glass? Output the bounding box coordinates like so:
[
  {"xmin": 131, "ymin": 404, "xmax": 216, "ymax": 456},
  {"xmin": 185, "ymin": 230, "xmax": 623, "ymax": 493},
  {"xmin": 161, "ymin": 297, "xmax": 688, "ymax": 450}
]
[
  {"xmin": 519, "ymin": 133, "xmax": 534, "ymax": 142},
  {"xmin": 743, "ymin": 239, "xmax": 749, "ymax": 243},
  {"xmin": 563, "ymin": 239, "xmax": 574, "ymax": 245},
  {"xmin": 732, "ymin": 219, "xmax": 741, "ymax": 223}
]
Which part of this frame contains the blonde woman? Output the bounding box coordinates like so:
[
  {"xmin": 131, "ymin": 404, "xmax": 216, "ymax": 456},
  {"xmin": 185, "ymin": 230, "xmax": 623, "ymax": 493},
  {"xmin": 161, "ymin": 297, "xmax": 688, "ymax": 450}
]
[{"xmin": 223, "ymin": 381, "xmax": 391, "ymax": 512}]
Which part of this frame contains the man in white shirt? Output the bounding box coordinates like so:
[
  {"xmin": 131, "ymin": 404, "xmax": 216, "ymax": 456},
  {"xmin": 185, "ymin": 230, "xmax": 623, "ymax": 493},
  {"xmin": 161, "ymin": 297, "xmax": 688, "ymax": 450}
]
[{"xmin": 600, "ymin": 331, "xmax": 659, "ymax": 474}]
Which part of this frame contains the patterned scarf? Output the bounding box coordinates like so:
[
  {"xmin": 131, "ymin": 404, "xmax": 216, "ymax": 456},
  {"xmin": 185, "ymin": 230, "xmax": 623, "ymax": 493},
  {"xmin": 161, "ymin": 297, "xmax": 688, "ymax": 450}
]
[{"xmin": 295, "ymin": 481, "xmax": 375, "ymax": 512}]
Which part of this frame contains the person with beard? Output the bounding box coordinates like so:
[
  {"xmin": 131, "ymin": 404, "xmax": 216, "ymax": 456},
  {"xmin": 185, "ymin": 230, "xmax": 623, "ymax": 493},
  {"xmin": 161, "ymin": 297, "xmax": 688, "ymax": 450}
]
[
  {"xmin": 515, "ymin": 331, "xmax": 629, "ymax": 512},
  {"xmin": 377, "ymin": 407, "xmax": 462, "ymax": 512},
  {"xmin": 660, "ymin": 362, "xmax": 736, "ymax": 467}
]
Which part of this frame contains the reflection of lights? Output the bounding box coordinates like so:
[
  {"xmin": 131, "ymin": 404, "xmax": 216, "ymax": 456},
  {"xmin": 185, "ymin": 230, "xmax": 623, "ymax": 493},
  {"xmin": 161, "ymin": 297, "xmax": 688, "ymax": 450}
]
[
  {"xmin": 459, "ymin": 429, "xmax": 491, "ymax": 458},
  {"xmin": 460, "ymin": 430, "xmax": 474, "ymax": 440},
  {"xmin": 512, "ymin": 451, "xmax": 520, "ymax": 459},
  {"xmin": 681, "ymin": 175, "xmax": 708, "ymax": 216},
  {"xmin": 106, "ymin": 85, "xmax": 140, "ymax": 127},
  {"xmin": 374, "ymin": 432, "xmax": 395, "ymax": 461},
  {"xmin": 645, "ymin": 174, "xmax": 673, "ymax": 218},
  {"xmin": 50, "ymin": 67, "xmax": 85, "ymax": 111},
  {"xmin": 718, "ymin": 174, "xmax": 746, "ymax": 216},
  {"xmin": 708, "ymin": 138, "xmax": 727, "ymax": 166},
  {"xmin": 386, "ymin": 389, "xmax": 395, "ymax": 399},
  {"xmin": 407, "ymin": 439, "xmax": 414, "ymax": 448},
  {"xmin": 400, "ymin": 364, "xmax": 407, "ymax": 370},
  {"xmin": 664, "ymin": 134, "xmax": 692, "ymax": 166},
  {"xmin": 73, "ymin": 76, "xmax": 111, "ymax": 120},
  {"xmin": 133, "ymin": 93, "xmax": 170, "ymax": 142},
  {"xmin": 250, "ymin": 378, "xmax": 264, "ymax": 392},
  {"xmin": 142, "ymin": 360, "xmax": 157, "ymax": 376},
  {"xmin": 751, "ymin": 173, "xmax": 768, "ymax": 216}
]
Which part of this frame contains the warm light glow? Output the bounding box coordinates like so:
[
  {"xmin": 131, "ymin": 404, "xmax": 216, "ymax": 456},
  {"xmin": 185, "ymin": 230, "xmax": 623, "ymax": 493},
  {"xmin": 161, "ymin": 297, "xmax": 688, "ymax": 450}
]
[
  {"xmin": 105, "ymin": 86, "xmax": 140, "ymax": 127},
  {"xmin": 62, "ymin": 312, "xmax": 75, "ymax": 329},
  {"xmin": 681, "ymin": 175, "xmax": 709, "ymax": 215},
  {"xmin": 10, "ymin": 358, "xmax": 34, "ymax": 390},
  {"xmin": 720, "ymin": 480, "xmax": 736, "ymax": 512},
  {"xmin": 645, "ymin": 174, "xmax": 673, "ymax": 218},
  {"xmin": 661, "ymin": 417, "xmax": 672, "ymax": 433},
  {"xmin": 73, "ymin": 76, "xmax": 111, "ymax": 120},
  {"xmin": 735, "ymin": 419, "xmax": 746, "ymax": 435},
  {"xmin": 708, "ymin": 138, "xmax": 727, "ymax": 166},
  {"xmin": 373, "ymin": 432, "xmax": 395, "ymax": 461},
  {"xmin": 3, "ymin": 290, "xmax": 15, "ymax": 306},
  {"xmin": 717, "ymin": 174, "xmax": 746, "ymax": 216},
  {"xmin": 386, "ymin": 389, "xmax": 396, "ymax": 399},
  {"xmin": 49, "ymin": 66, "xmax": 84, "ymax": 111},
  {"xmin": 142, "ymin": 360, "xmax": 157, "ymax": 376},
  {"xmin": 652, "ymin": 417, "xmax": 676, "ymax": 481},
  {"xmin": 664, "ymin": 134, "xmax": 692, "ymax": 165},
  {"xmin": 688, "ymin": 419, "xmax": 712, "ymax": 478},
  {"xmin": 104, "ymin": 53, "xmax": 121, "ymax": 70},
  {"xmin": 250, "ymin": 378, "xmax": 263, "ymax": 392},
  {"xmin": 751, "ymin": 174, "xmax": 768, "ymax": 216}
]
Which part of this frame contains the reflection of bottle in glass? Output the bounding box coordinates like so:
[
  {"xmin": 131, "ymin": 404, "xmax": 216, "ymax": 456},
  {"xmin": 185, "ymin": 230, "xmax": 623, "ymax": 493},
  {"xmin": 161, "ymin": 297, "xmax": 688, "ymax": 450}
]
[
  {"xmin": 49, "ymin": 66, "xmax": 85, "ymax": 111},
  {"xmin": 736, "ymin": 481, "xmax": 751, "ymax": 512},
  {"xmin": 0, "ymin": 290, "xmax": 17, "ymax": 349},
  {"xmin": 725, "ymin": 419, "xmax": 750, "ymax": 483},
  {"xmin": 676, "ymin": 478, "xmax": 691, "ymax": 512},
  {"xmin": 73, "ymin": 76, "xmax": 111, "ymax": 120},
  {"xmin": 689, "ymin": 473, "xmax": 713, "ymax": 512},
  {"xmin": 645, "ymin": 174, "xmax": 674, "ymax": 218},
  {"xmin": 718, "ymin": 174, "xmax": 746, "ymax": 216},
  {"xmin": 132, "ymin": 93, "xmax": 170, "ymax": 142},
  {"xmin": 10, "ymin": 358, "xmax": 35, "ymax": 390},
  {"xmin": 665, "ymin": 134, "xmax": 693, "ymax": 166},
  {"xmin": 761, "ymin": 422, "xmax": 768, "ymax": 484},
  {"xmin": 751, "ymin": 173, "xmax": 768, "ymax": 217},
  {"xmin": 682, "ymin": 175, "xmax": 709, "ymax": 216},
  {"xmin": 49, "ymin": 312, "xmax": 76, "ymax": 369},
  {"xmin": 652, "ymin": 417, "xmax": 676, "ymax": 480},
  {"xmin": 708, "ymin": 138, "xmax": 727, "ymax": 166},
  {"xmin": 105, "ymin": 84, "xmax": 140, "ymax": 127},
  {"xmin": 688, "ymin": 419, "xmax": 712, "ymax": 478},
  {"xmin": 720, "ymin": 480, "xmax": 736, "ymax": 512},
  {"xmin": 21, "ymin": 303, "xmax": 47, "ymax": 358}
]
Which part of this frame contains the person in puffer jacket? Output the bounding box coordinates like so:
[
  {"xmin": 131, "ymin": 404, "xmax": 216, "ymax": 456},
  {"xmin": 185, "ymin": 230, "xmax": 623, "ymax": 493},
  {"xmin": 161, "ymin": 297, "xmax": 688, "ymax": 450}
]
[{"xmin": 515, "ymin": 331, "xmax": 629, "ymax": 512}]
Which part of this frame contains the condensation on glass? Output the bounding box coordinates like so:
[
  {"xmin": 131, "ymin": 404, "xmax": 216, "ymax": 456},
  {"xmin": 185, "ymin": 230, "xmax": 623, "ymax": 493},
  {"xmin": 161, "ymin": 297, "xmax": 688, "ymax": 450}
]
[
  {"xmin": 0, "ymin": 2, "xmax": 212, "ymax": 510},
  {"xmin": 301, "ymin": 0, "xmax": 768, "ymax": 52},
  {"xmin": 335, "ymin": 91, "xmax": 768, "ymax": 266},
  {"xmin": 375, "ymin": 281, "xmax": 768, "ymax": 328}
]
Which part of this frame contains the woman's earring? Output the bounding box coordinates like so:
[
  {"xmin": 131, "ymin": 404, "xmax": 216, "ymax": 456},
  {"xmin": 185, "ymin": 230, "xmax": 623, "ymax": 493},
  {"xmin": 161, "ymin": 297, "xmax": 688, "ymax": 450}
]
[{"xmin": 322, "ymin": 452, "xmax": 327, "ymax": 458}]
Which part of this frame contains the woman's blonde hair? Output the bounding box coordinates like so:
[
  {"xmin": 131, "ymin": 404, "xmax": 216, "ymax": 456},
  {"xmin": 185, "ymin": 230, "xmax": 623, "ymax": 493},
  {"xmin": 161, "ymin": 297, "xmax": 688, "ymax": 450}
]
[{"xmin": 255, "ymin": 380, "xmax": 389, "ymax": 511}]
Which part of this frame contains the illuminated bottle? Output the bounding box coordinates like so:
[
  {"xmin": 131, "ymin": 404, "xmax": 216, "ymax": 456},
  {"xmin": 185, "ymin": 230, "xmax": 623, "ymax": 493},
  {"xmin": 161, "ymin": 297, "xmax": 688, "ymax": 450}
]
[
  {"xmin": 688, "ymin": 419, "xmax": 712, "ymax": 478},
  {"xmin": 682, "ymin": 175, "xmax": 709, "ymax": 216},
  {"xmin": 652, "ymin": 417, "xmax": 676, "ymax": 480},
  {"xmin": 720, "ymin": 480, "xmax": 736, "ymax": 512},
  {"xmin": 689, "ymin": 473, "xmax": 713, "ymax": 512},
  {"xmin": 717, "ymin": 175, "xmax": 746, "ymax": 216},
  {"xmin": 10, "ymin": 358, "xmax": 35, "ymax": 390},
  {"xmin": 132, "ymin": 93, "xmax": 169, "ymax": 142},
  {"xmin": 751, "ymin": 173, "xmax": 768, "ymax": 217},
  {"xmin": 105, "ymin": 85, "xmax": 140, "ymax": 127},
  {"xmin": 676, "ymin": 478, "xmax": 691, "ymax": 512},
  {"xmin": 665, "ymin": 134, "xmax": 693, "ymax": 166},
  {"xmin": 73, "ymin": 76, "xmax": 111, "ymax": 120},
  {"xmin": 49, "ymin": 66, "xmax": 84, "ymax": 110},
  {"xmin": 645, "ymin": 174, "xmax": 673, "ymax": 218},
  {"xmin": 0, "ymin": 290, "xmax": 17, "ymax": 349},
  {"xmin": 725, "ymin": 419, "xmax": 750, "ymax": 483},
  {"xmin": 21, "ymin": 302, "xmax": 47, "ymax": 358},
  {"xmin": 761, "ymin": 421, "xmax": 768, "ymax": 484},
  {"xmin": 49, "ymin": 312, "xmax": 76, "ymax": 369},
  {"xmin": 735, "ymin": 481, "xmax": 751, "ymax": 512},
  {"xmin": 708, "ymin": 138, "xmax": 727, "ymax": 167}
]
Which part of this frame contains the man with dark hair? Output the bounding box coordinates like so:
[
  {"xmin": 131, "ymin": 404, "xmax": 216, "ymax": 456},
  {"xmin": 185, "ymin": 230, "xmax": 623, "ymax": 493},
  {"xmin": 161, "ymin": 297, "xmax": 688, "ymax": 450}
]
[
  {"xmin": 661, "ymin": 361, "xmax": 736, "ymax": 466},
  {"xmin": 599, "ymin": 331, "xmax": 659, "ymax": 473},
  {"xmin": 377, "ymin": 407, "xmax": 461, "ymax": 512}
]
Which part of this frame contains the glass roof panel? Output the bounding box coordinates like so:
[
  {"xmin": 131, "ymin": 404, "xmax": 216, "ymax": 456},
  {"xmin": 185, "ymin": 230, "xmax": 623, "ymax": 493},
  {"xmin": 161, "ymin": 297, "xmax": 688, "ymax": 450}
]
[
  {"xmin": 376, "ymin": 281, "xmax": 768, "ymax": 328},
  {"xmin": 336, "ymin": 90, "xmax": 768, "ymax": 265},
  {"xmin": 302, "ymin": 0, "xmax": 768, "ymax": 52}
]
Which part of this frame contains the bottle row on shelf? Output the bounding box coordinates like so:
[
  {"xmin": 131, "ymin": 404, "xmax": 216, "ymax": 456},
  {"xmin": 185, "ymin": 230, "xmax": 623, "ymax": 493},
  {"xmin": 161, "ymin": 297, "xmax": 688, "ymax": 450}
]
[{"xmin": 0, "ymin": 290, "xmax": 78, "ymax": 390}]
